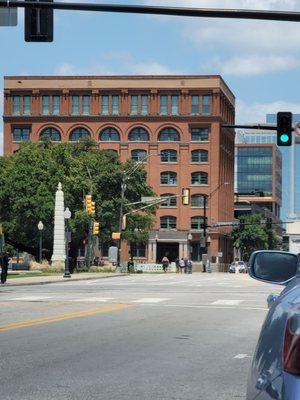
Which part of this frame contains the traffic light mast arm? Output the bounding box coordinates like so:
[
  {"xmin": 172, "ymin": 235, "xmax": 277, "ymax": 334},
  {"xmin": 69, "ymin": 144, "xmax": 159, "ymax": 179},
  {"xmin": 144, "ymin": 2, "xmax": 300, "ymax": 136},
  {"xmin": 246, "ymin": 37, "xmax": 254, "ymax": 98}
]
[
  {"xmin": 124, "ymin": 194, "xmax": 184, "ymax": 216},
  {"xmin": 3, "ymin": 1, "xmax": 300, "ymax": 22}
]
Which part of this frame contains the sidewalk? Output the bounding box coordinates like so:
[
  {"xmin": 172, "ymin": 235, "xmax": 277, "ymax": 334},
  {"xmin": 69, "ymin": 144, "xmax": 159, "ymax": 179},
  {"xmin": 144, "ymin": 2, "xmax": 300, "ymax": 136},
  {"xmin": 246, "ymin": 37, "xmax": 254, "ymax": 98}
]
[{"xmin": 4, "ymin": 272, "xmax": 128, "ymax": 287}]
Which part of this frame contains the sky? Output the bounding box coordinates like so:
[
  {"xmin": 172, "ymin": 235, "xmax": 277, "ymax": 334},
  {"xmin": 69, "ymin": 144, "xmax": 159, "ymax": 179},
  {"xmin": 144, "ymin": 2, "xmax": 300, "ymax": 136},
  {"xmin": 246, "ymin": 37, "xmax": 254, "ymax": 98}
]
[{"xmin": 1, "ymin": 0, "xmax": 300, "ymax": 156}]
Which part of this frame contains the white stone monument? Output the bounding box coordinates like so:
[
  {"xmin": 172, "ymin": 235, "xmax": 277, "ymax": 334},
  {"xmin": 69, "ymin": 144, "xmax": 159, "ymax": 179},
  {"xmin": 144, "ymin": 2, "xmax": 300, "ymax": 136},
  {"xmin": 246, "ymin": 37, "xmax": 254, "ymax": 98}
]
[{"xmin": 51, "ymin": 182, "xmax": 66, "ymax": 268}]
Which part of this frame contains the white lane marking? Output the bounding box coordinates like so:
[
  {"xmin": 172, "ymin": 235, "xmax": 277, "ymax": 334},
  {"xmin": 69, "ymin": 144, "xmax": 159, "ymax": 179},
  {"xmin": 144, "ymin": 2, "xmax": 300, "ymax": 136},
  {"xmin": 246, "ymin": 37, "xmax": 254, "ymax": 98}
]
[
  {"xmin": 73, "ymin": 297, "xmax": 114, "ymax": 302},
  {"xmin": 10, "ymin": 296, "xmax": 53, "ymax": 301},
  {"xmin": 131, "ymin": 298, "xmax": 169, "ymax": 303},
  {"xmin": 234, "ymin": 354, "xmax": 252, "ymax": 359},
  {"xmin": 211, "ymin": 300, "xmax": 244, "ymax": 306},
  {"xmin": 156, "ymin": 304, "xmax": 268, "ymax": 311},
  {"xmin": 217, "ymin": 283, "xmax": 231, "ymax": 285}
]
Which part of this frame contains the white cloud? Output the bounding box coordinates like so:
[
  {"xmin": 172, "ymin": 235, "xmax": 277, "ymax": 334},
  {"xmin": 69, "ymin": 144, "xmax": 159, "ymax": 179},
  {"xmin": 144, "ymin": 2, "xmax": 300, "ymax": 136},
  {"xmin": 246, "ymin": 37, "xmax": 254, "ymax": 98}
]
[{"xmin": 236, "ymin": 99, "xmax": 300, "ymax": 123}]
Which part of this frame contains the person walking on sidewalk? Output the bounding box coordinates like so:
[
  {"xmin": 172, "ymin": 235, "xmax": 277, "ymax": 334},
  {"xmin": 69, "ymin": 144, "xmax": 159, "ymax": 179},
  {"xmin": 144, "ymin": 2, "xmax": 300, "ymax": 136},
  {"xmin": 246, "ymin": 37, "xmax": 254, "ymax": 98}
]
[
  {"xmin": 0, "ymin": 251, "xmax": 10, "ymax": 284},
  {"xmin": 161, "ymin": 255, "xmax": 169, "ymax": 273},
  {"xmin": 179, "ymin": 258, "xmax": 185, "ymax": 274}
]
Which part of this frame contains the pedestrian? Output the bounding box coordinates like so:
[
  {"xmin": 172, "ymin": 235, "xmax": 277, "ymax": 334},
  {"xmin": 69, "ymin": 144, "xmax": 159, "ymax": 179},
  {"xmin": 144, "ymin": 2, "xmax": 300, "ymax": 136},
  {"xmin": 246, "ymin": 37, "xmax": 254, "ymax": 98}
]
[
  {"xmin": 179, "ymin": 257, "xmax": 185, "ymax": 273},
  {"xmin": 161, "ymin": 255, "xmax": 169, "ymax": 273},
  {"xmin": 188, "ymin": 259, "xmax": 193, "ymax": 274},
  {"xmin": 0, "ymin": 252, "xmax": 10, "ymax": 284},
  {"xmin": 184, "ymin": 257, "xmax": 189, "ymax": 274},
  {"xmin": 175, "ymin": 257, "xmax": 180, "ymax": 273}
]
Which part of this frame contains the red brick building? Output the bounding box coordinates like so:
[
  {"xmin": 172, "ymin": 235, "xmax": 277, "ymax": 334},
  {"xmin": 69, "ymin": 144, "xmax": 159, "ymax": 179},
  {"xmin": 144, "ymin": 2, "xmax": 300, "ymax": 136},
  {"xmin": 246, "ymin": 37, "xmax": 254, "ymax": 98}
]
[{"xmin": 3, "ymin": 75, "xmax": 235, "ymax": 263}]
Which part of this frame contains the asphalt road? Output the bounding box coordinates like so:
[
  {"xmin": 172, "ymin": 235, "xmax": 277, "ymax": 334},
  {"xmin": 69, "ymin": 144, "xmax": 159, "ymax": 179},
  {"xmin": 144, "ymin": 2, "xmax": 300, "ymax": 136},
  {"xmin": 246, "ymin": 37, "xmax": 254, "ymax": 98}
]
[{"xmin": 0, "ymin": 273, "xmax": 282, "ymax": 400}]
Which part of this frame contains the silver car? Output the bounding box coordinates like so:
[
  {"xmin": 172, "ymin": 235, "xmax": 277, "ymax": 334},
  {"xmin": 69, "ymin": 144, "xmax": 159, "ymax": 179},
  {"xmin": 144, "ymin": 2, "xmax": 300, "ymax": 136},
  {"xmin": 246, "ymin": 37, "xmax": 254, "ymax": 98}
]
[{"xmin": 246, "ymin": 250, "xmax": 300, "ymax": 400}]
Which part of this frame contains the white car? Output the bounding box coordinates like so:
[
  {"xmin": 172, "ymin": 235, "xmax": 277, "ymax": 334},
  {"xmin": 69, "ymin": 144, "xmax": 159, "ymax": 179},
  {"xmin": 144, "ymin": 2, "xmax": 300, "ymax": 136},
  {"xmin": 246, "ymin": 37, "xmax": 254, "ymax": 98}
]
[{"xmin": 229, "ymin": 261, "xmax": 246, "ymax": 273}]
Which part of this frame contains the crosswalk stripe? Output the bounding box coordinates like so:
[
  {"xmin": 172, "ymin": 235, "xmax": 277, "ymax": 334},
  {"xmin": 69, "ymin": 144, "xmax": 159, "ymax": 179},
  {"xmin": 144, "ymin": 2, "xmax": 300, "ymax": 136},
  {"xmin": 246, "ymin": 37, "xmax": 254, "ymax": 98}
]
[
  {"xmin": 131, "ymin": 298, "xmax": 169, "ymax": 303},
  {"xmin": 211, "ymin": 300, "xmax": 244, "ymax": 306}
]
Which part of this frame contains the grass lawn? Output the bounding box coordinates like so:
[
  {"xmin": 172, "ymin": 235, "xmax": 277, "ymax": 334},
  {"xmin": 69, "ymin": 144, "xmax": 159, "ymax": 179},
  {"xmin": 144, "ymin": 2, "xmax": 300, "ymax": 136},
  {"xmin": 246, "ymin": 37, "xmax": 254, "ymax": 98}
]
[{"xmin": 8, "ymin": 272, "xmax": 61, "ymax": 279}]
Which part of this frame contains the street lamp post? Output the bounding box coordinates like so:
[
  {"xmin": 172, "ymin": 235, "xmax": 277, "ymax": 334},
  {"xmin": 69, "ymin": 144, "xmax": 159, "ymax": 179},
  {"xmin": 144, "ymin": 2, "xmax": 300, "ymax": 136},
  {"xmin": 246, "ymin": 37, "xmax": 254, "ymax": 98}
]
[
  {"xmin": 207, "ymin": 236, "xmax": 212, "ymax": 273},
  {"xmin": 64, "ymin": 207, "xmax": 72, "ymax": 278},
  {"xmin": 187, "ymin": 233, "xmax": 193, "ymax": 260},
  {"xmin": 155, "ymin": 233, "xmax": 158, "ymax": 263},
  {"xmin": 37, "ymin": 221, "xmax": 44, "ymax": 263}
]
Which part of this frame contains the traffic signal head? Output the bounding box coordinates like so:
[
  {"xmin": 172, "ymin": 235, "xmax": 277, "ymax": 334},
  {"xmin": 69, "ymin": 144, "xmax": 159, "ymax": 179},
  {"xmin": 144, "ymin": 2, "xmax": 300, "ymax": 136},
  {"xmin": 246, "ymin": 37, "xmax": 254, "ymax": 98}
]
[
  {"xmin": 277, "ymin": 112, "xmax": 292, "ymax": 146},
  {"xmin": 90, "ymin": 201, "xmax": 95, "ymax": 215},
  {"xmin": 182, "ymin": 188, "xmax": 190, "ymax": 205},
  {"xmin": 85, "ymin": 195, "xmax": 92, "ymax": 213},
  {"xmin": 25, "ymin": 0, "xmax": 54, "ymax": 42},
  {"xmin": 93, "ymin": 222, "xmax": 100, "ymax": 235},
  {"xmin": 239, "ymin": 218, "xmax": 245, "ymax": 231},
  {"xmin": 266, "ymin": 218, "xmax": 272, "ymax": 230}
]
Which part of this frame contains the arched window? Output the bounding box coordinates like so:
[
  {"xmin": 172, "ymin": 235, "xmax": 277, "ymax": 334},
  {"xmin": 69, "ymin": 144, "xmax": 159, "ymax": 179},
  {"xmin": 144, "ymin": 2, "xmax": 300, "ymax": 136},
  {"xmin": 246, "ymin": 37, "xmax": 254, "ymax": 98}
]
[
  {"xmin": 160, "ymin": 194, "xmax": 177, "ymax": 207},
  {"xmin": 191, "ymin": 194, "xmax": 207, "ymax": 207},
  {"xmin": 131, "ymin": 149, "xmax": 147, "ymax": 162},
  {"xmin": 128, "ymin": 128, "xmax": 149, "ymax": 141},
  {"xmin": 191, "ymin": 216, "xmax": 207, "ymax": 230},
  {"xmin": 99, "ymin": 127, "xmax": 120, "ymax": 141},
  {"xmin": 158, "ymin": 128, "xmax": 180, "ymax": 142},
  {"xmin": 40, "ymin": 127, "xmax": 61, "ymax": 142},
  {"xmin": 69, "ymin": 127, "xmax": 90, "ymax": 141},
  {"xmin": 191, "ymin": 150, "xmax": 208, "ymax": 163},
  {"xmin": 160, "ymin": 149, "xmax": 178, "ymax": 163},
  {"xmin": 191, "ymin": 172, "xmax": 208, "ymax": 185},
  {"xmin": 160, "ymin": 171, "xmax": 177, "ymax": 185},
  {"xmin": 160, "ymin": 216, "xmax": 177, "ymax": 229}
]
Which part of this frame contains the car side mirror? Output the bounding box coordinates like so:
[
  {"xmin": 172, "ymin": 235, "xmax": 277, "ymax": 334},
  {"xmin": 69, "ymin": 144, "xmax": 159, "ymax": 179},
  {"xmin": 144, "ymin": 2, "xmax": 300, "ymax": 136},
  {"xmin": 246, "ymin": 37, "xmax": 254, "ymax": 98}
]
[{"xmin": 248, "ymin": 251, "xmax": 299, "ymax": 285}]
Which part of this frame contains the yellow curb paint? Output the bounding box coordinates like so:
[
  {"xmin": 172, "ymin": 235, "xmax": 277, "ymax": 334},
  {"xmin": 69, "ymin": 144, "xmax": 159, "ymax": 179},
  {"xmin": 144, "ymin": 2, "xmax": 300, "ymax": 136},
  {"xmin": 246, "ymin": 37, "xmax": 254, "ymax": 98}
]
[{"xmin": 0, "ymin": 304, "xmax": 132, "ymax": 332}]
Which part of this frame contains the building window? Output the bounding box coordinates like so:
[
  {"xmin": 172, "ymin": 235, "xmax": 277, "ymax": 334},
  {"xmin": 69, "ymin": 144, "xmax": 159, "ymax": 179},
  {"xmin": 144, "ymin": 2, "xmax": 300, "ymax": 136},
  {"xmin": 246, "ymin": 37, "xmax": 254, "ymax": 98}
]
[
  {"xmin": 141, "ymin": 95, "xmax": 148, "ymax": 115},
  {"xmin": 191, "ymin": 172, "xmax": 208, "ymax": 185},
  {"xmin": 53, "ymin": 96, "xmax": 60, "ymax": 115},
  {"xmin": 160, "ymin": 149, "xmax": 177, "ymax": 163},
  {"xmin": 23, "ymin": 96, "xmax": 31, "ymax": 116},
  {"xmin": 191, "ymin": 128, "xmax": 209, "ymax": 141},
  {"xmin": 131, "ymin": 149, "xmax": 147, "ymax": 162},
  {"xmin": 160, "ymin": 171, "xmax": 177, "ymax": 185},
  {"xmin": 191, "ymin": 150, "xmax": 208, "ymax": 163},
  {"xmin": 191, "ymin": 95, "xmax": 199, "ymax": 114},
  {"xmin": 112, "ymin": 95, "xmax": 119, "ymax": 115},
  {"xmin": 12, "ymin": 128, "xmax": 30, "ymax": 142},
  {"xmin": 160, "ymin": 194, "xmax": 177, "ymax": 207},
  {"xmin": 158, "ymin": 128, "xmax": 180, "ymax": 142},
  {"xmin": 82, "ymin": 95, "xmax": 90, "ymax": 115},
  {"xmin": 171, "ymin": 95, "xmax": 179, "ymax": 115},
  {"xmin": 130, "ymin": 95, "xmax": 138, "ymax": 115},
  {"xmin": 191, "ymin": 216, "xmax": 206, "ymax": 230},
  {"xmin": 130, "ymin": 242, "xmax": 146, "ymax": 258},
  {"xmin": 72, "ymin": 96, "xmax": 79, "ymax": 115},
  {"xmin": 69, "ymin": 127, "xmax": 90, "ymax": 141},
  {"xmin": 100, "ymin": 127, "xmax": 120, "ymax": 141},
  {"xmin": 191, "ymin": 194, "xmax": 207, "ymax": 207},
  {"xmin": 128, "ymin": 127, "xmax": 149, "ymax": 141},
  {"xmin": 40, "ymin": 127, "xmax": 61, "ymax": 142},
  {"xmin": 42, "ymin": 96, "xmax": 50, "ymax": 115},
  {"xmin": 101, "ymin": 95, "xmax": 109, "ymax": 115},
  {"xmin": 12, "ymin": 96, "xmax": 20, "ymax": 115},
  {"xmin": 202, "ymin": 95, "xmax": 211, "ymax": 114},
  {"xmin": 160, "ymin": 216, "xmax": 177, "ymax": 229},
  {"xmin": 160, "ymin": 95, "xmax": 168, "ymax": 115}
]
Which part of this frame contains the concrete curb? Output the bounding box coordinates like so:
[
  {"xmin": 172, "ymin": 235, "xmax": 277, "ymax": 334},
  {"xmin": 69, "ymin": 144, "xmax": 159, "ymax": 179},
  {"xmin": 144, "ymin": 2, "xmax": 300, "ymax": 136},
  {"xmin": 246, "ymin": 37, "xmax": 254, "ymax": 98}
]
[{"xmin": 5, "ymin": 273, "xmax": 129, "ymax": 287}]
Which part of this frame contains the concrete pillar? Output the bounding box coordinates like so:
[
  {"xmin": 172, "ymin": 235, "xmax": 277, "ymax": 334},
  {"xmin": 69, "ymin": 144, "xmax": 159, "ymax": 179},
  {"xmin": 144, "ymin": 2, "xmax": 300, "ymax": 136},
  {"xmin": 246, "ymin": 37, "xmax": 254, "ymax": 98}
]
[{"xmin": 51, "ymin": 182, "xmax": 65, "ymax": 268}]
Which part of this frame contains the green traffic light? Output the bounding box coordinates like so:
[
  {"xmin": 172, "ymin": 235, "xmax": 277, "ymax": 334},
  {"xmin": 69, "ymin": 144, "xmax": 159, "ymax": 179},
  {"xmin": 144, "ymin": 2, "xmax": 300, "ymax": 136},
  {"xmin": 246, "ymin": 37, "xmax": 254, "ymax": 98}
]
[{"xmin": 280, "ymin": 134, "xmax": 289, "ymax": 143}]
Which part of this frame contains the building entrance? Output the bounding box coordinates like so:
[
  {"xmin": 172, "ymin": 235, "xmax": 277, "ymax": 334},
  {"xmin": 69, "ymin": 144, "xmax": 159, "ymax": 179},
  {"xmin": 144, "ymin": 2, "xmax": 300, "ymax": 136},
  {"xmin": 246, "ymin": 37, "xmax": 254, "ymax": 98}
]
[{"xmin": 157, "ymin": 243, "xmax": 179, "ymax": 263}]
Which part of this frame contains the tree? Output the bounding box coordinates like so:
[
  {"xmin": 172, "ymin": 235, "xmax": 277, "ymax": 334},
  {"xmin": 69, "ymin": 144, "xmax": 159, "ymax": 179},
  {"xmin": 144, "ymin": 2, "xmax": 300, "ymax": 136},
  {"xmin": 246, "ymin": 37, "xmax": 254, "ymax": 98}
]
[
  {"xmin": 231, "ymin": 214, "xmax": 281, "ymax": 261},
  {"xmin": 0, "ymin": 140, "xmax": 156, "ymax": 260}
]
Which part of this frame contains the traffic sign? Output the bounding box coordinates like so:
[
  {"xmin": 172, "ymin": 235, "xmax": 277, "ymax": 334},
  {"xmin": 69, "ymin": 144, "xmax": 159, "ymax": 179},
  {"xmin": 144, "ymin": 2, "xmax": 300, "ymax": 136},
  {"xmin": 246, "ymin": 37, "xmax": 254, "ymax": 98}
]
[{"xmin": 0, "ymin": 8, "xmax": 17, "ymax": 26}]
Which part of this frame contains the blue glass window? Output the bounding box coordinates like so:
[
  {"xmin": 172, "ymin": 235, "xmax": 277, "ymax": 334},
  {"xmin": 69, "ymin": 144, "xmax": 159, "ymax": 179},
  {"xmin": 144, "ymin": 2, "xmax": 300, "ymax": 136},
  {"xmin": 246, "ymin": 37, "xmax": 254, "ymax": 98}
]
[
  {"xmin": 141, "ymin": 95, "xmax": 148, "ymax": 115},
  {"xmin": 82, "ymin": 96, "xmax": 90, "ymax": 115},
  {"xmin": 12, "ymin": 96, "xmax": 20, "ymax": 115},
  {"xmin": 158, "ymin": 128, "xmax": 180, "ymax": 142},
  {"xmin": 191, "ymin": 128, "xmax": 209, "ymax": 141},
  {"xmin": 69, "ymin": 127, "xmax": 90, "ymax": 141},
  {"xmin": 112, "ymin": 95, "xmax": 119, "ymax": 115},
  {"xmin": 160, "ymin": 216, "xmax": 176, "ymax": 229},
  {"xmin": 40, "ymin": 127, "xmax": 61, "ymax": 142},
  {"xmin": 160, "ymin": 171, "xmax": 177, "ymax": 185},
  {"xmin": 191, "ymin": 95, "xmax": 199, "ymax": 114},
  {"xmin": 191, "ymin": 150, "xmax": 208, "ymax": 163},
  {"xmin": 131, "ymin": 96, "xmax": 138, "ymax": 115},
  {"xmin": 160, "ymin": 149, "xmax": 177, "ymax": 163},
  {"xmin": 23, "ymin": 96, "xmax": 31, "ymax": 116},
  {"xmin": 191, "ymin": 172, "xmax": 208, "ymax": 185},
  {"xmin": 171, "ymin": 95, "xmax": 179, "ymax": 115},
  {"xmin": 53, "ymin": 96, "xmax": 60, "ymax": 115},
  {"xmin": 100, "ymin": 128, "xmax": 120, "ymax": 141},
  {"xmin": 42, "ymin": 96, "xmax": 50, "ymax": 115},
  {"xmin": 13, "ymin": 128, "xmax": 30, "ymax": 142},
  {"xmin": 128, "ymin": 128, "xmax": 149, "ymax": 141},
  {"xmin": 202, "ymin": 95, "xmax": 211, "ymax": 114},
  {"xmin": 101, "ymin": 95, "xmax": 109, "ymax": 115},
  {"xmin": 131, "ymin": 149, "xmax": 147, "ymax": 162},
  {"xmin": 72, "ymin": 96, "xmax": 79, "ymax": 115},
  {"xmin": 160, "ymin": 95, "xmax": 168, "ymax": 115}
]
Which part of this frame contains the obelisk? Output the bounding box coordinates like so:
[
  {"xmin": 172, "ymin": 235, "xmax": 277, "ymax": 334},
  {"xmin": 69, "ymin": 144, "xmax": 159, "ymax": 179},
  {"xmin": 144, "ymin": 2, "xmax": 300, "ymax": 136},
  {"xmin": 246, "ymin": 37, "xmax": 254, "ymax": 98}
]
[{"xmin": 51, "ymin": 182, "xmax": 65, "ymax": 269}]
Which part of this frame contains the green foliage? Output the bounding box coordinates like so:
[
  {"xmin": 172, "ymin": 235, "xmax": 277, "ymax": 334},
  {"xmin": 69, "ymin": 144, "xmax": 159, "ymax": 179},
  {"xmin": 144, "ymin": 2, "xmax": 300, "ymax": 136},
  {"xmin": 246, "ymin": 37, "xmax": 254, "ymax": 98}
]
[
  {"xmin": 0, "ymin": 139, "xmax": 156, "ymax": 257},
  {"xmin": 231, "ymin": 214, "xmax": 281, "ymax": 260}
]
